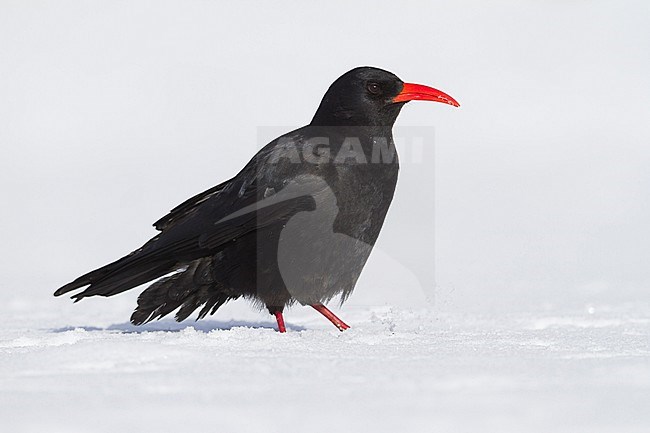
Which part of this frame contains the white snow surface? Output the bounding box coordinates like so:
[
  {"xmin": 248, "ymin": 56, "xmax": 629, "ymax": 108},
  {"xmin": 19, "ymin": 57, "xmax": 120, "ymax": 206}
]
[{"xmin": 1, "ymin": 300, "xmax": 649, "ymax": 433}]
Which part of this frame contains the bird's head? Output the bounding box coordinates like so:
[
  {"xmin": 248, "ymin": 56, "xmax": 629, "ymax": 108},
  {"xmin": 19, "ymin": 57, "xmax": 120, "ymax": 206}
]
[{"xmin": 311, "ymin": 66, "xmax": 459, "ymax": 128}]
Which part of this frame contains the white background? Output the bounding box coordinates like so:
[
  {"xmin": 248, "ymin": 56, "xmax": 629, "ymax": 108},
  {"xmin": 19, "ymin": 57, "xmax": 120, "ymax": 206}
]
[{"xmin": 1, "ymin": 1, "xmax": 649, "ymax": 432}]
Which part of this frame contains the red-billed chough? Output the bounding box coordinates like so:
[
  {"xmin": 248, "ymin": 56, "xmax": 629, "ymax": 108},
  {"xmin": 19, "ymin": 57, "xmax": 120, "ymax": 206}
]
[{"xmin": 54, "ymin": 67, "xmax": 459, "ymax": 332}]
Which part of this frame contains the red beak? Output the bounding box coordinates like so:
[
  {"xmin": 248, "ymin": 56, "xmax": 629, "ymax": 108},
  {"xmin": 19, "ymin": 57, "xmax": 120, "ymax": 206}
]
[{"xmin": 393, "ymin": 82, "xmax": 460, "ymax": 107}]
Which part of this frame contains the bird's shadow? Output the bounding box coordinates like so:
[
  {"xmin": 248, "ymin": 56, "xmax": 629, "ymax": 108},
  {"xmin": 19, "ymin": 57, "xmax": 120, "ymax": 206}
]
[{"xmin": 51, "ymin": 319, "xmax": 305, "ymax": 334}]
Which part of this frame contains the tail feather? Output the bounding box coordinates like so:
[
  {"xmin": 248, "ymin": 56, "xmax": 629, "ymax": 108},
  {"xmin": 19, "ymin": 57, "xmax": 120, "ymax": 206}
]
[
  {"xmin": 54, "ymin": 234, "xmax": 203, "ymax": 300},
  {"xmin": 55, "ymin": 252, "xmax": 178, "ymax": 301},
  {"xmin": 71, "ymin": 261, "xmax": 177, "ymax": 301},
  {"xmin": 130, "ymin": 258, "xmax": 237, "ymax": 325},
  {"xmin": 56, "ymin": 244, "xmax": 235, "ymax": 325},
  {"xmin": 53, "ymin": 255, "xmax": 131, "ymax": 297},
  {"xmin": 129, "ymin": 272, "xmax": 191, "ymax": 325}
]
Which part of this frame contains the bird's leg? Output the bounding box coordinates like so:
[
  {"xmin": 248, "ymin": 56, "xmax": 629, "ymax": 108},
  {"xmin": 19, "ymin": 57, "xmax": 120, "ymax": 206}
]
[
  {"xmin": 273, "ymin": 311, "xmax": 287, "ymax": 333},
  {"xmin": 311, "ymin": 304, "xmax": 350, "ymax": 331}
]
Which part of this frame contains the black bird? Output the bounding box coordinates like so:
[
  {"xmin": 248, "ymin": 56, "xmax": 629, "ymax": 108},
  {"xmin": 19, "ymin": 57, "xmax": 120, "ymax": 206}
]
[{"xmin": 55, "ymin": 67, "xmax": 459, "ymax": 332}]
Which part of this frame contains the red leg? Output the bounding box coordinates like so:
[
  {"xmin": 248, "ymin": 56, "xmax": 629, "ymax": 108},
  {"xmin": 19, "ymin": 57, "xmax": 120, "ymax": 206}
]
[
  {"xmin": 274, "ymin": 311, "xmax": 287, "ymax": 333},
  {"xmin": 311, "ymin": 304, "xmax": 350, "ymax": 331}
]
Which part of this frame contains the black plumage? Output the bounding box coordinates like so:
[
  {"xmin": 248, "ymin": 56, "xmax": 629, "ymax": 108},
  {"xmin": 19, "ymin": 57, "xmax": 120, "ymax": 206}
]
[{"xmin": 54, "ymin": 67, "xmax": 459, "ymax": 331}]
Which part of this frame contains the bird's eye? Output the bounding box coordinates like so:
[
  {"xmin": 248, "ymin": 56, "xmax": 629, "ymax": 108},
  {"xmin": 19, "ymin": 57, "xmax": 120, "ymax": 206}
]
[{"xmin": 366, "ymin": 82, "xmax": 382, "ymax": 95}]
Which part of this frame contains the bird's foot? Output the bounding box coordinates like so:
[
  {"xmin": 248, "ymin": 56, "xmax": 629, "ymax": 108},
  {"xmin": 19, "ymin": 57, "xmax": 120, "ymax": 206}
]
[
  {"xmin": 311, "ymin": 304, "xmax": 350, "ymax": 331},
  {"xmin": 274, "ymin": 311, "xmax": 287, "ymax": 333}
]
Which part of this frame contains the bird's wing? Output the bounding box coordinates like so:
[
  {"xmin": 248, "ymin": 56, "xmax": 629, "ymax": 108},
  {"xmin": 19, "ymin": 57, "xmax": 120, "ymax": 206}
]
[
  {"xmin": 154, "ymin": 127, "xmax": 314, "ymax": 232},
  {"xmin": 153, "ymin": 178, "xmax": 232, "ymax": 231},
  {"xmin": 152, "ymin": 132, "xmax": 332, "ymax": 249},
  {"xmin": 197, "ymin": 177, "xmax": 322, "ymax": 250},
  {"xmin": 196, "ymin": 150, "xmax": 332, "ymax": 249},
  {"xmin": 57, "ymin": 169, "xmax": 323, "ymax": 300}
]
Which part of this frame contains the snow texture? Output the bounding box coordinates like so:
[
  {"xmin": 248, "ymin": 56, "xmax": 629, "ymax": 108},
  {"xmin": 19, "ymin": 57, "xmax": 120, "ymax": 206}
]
[{"xmin": 2, "ymin": 301, "xmax": 649, "ymax": 433}]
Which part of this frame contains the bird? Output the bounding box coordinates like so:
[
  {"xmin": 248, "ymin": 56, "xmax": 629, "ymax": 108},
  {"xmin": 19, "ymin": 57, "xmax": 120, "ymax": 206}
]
[{"xmin": 54, "ymin": 66, "xmax": 459, "ymax": 332}]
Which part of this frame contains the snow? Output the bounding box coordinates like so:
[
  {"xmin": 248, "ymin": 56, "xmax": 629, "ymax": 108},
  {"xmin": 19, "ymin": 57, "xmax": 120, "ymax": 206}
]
[{"xmin": 2, "ymin": 300, "xmax": 649, "ymax": 433}]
